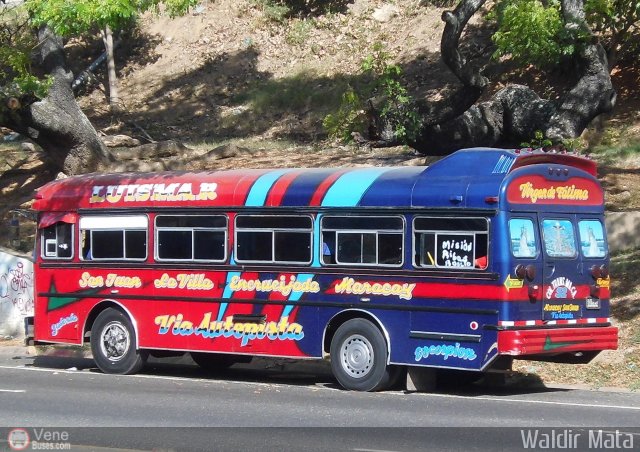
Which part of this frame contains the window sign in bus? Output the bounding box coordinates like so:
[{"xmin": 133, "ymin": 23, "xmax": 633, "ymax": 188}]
[
  {"xmin": 321, "ymin": 216, "xmax": 403, "ymax": 266},
  {"xmin": 414, "ymin": 217, "xmax": 488, "ymax": 269},
  {"xmin": 578, "ymin": 220, "xmax": 606, "ymax": 258},
  {"xmin": 509, "ymin": 218, "xmax": 538, "ymax": 258},
  {"xmin": 542, "ymin": 219, "xmax": 577, "ymax": 258},
  {"xmin": 80, "ymin": 215, "xmax": 148, "ymax": 260},
  {"xmin": 155, "ymin": 215, "xmax": 227, "ymax": 262}
]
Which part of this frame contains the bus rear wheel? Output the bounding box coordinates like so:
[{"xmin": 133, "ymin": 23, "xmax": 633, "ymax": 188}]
[
  {"xmin": 330, "ymin": 318, "xmax": 395, "ymax": 391},
  {"xmin": 91, "ymin": 308, "xmax": 147, "ymax": 375}
]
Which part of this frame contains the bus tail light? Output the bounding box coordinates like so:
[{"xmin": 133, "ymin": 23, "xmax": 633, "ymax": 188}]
[
  {"xmin": 528, "ymin": 284, "xmax": 541, "ymax": 301},
  {"xmin": 590, "ymin": 285, "xmax": 601, "ymax": 299},
  {"xmin": 590, "ymin": 265, "xmax": 602, "ymax": 279}
]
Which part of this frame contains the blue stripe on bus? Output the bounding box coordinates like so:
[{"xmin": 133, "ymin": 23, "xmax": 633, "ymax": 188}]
[
  {"xmin": 280, "ymin": 169, "xmax": 340, "ymax": 207},
  {"xmin": 321, "ymin": 168, "xmax": 390, "ymax": 207},
  {"xmin": 282, "ymin": 273, "xmax": 314, "ymax": 318},
  {"xmin": 218, "ymin": 271, "xmax": 241, "ymax": 321},
  {"xmin": 359, "ymin": 167, "xmax": 423, "ymax": 207},
  {"xmin": 245, "ymin": 169, "xmax": 291, "ymax": 206},
  {"xmin": 312, "ymin": 214, "xmax": 323, "ymax": 268}
]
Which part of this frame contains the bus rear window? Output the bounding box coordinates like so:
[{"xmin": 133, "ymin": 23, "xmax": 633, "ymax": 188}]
[
  {"xmin": 509, "ymin": 218, "xmax": 538, "ymax": 258},
  {"xmin": 578, "ymin": 220, "xmax": 606, "ymax": 258},
  {"xmin": 542, "ymin": 219, "xmax": 577, "ymax": 258}
]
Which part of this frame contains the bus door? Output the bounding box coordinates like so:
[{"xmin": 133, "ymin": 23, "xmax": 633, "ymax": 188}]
[
  {"xmin": 539, "ymin": 215, "xmax": 585, "ymax": 322},
  {"xmin": 507, "ymin": 215, "xmax": 543, "ymax": 319}
]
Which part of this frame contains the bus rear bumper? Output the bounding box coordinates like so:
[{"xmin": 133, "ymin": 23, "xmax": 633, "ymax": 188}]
[{"xmin": 497, "ymin": 326, "xmax": 618, "ymax": 356}]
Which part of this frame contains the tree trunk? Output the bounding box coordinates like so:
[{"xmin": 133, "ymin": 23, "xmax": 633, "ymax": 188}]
[
  {"xmin": 1, "ymin": 26, "xmax": 114, "ymax": 175},
  {"xmin": 101, "ymin": 25, "xmax": 123, "ymax": 114},
  {"xmin": 408, "ymin": 0, "xmax": 615, "ymax": 154}
]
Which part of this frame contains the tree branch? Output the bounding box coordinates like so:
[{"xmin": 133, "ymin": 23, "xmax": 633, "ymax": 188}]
[{"xmin": 417, "ymin": 0, "xmax": 489, "ymax": 126}]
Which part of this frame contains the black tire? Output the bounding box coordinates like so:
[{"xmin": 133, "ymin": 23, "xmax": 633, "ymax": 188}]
[
  {"xmin": 190, "ymin": 352, "xmax": 239, "ymax": 372},
  {"xmin": 91, "ymin": 308, "xmax": 147, "ymax": 375},
  {"xmin": 330, "ymin": 318, "xmax": 393, "ymax": 391}
]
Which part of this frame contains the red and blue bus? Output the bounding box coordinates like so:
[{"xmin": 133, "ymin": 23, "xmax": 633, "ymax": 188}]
[{"xmin": 28, "ymin": 147, "xmax": 618, "ymax": 391}]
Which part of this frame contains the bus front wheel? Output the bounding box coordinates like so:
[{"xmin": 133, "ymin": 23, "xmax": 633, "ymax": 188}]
[
  {"xmin": 330, "ymin": 318, "xmax": 394, "ymax": 391},
  {"xmin": 91, "ymin": 308, "xmax": 147, "ymax": 375}
]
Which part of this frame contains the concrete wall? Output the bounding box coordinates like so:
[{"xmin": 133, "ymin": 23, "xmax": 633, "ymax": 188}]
[
  {"xmin": 0, "ymin": 249, "xmax": 34, "ymax": 339},
  {"xmin": 606, "ymin": 212, "xmax": 640, "ymax": 253}
]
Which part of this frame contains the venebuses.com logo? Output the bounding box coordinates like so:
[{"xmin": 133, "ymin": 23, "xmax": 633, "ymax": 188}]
[
  {"xmin": 7, "ymin": 429, "xmax": 30, "ymax": 451},
  {"xmin": 7, "ymin": 428, "xmax": 71, "ymax": 450}
]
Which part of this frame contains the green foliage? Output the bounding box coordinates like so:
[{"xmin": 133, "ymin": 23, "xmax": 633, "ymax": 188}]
[
  {"xmin": 286, "ymin": 18, "xmax": 313, "ymax": 45},
  {"xmin": 585, "ymin": 0, "xmax": 640, "ymax": 36},
  {"xmin": 0, "ymin": 7, "xmax": 52, "ymax": 99},
  {"xmin": 492, "ymin": 0, "xmax": 579, "ymax": 68},
  {"xmin": 25, "ymin": 0, "xmax": 198, "ymax": 36},
  {"xmin": 561, "ymin": 137, "xmax": 587, "ymax": 152},
  {"xmin": 585, "ymin": 0, "xmax": 640, "ymax": 61},
  {"xmin": 520, "ymin": 130, "xmax": 553, "ymax": 149},
  {"xmin": 322, "ymin": 87, "xmax": 366, "ymax": 142},
  {"xmin": 324, "ymin": 42, "xmax": 421, "ymax": 144},
  {"xmin": 0, "ymin": 0, "xmax": 196, "ymax": 102},
  {"xmin": 493, "ymin": 0, "xmax": 640, "ymax": 68}
]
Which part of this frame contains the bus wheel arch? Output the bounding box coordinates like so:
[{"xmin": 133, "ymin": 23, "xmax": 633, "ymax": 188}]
[
  {"xmin": 87, "ymin": 303, "xmax": 147, "ymax": 375},
  {"xmin": 323, "ymin": 310, "xmax": 390, "ymax": 358},
  {"xmin": 324, "ymin": 311, "xmax": 400, "ymax": 391}
]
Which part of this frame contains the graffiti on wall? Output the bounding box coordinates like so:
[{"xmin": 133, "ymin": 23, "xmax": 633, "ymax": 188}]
[{"xmin": 0, "ymin": 252, "xmax": 34, "ymax": 317}]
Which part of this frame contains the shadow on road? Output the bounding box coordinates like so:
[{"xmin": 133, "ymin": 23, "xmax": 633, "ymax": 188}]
[{"xmin": 24, "ymin": 353, "xmax": 574, "ymax": 396}]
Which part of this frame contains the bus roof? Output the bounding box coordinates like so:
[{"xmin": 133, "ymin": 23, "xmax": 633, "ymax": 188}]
[{"xmin": 32, "ymin": 147, "xmax": 599, "ymax": 212}]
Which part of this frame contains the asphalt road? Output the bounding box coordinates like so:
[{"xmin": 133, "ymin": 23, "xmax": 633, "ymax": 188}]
[{"xmin": 0, "ymin": 348, "xmax": 638, "ymax": 451}]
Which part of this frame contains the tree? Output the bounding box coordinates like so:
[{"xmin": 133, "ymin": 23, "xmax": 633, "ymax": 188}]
[
  {"xmin": 0, "ymin": 0, "xmax": 196, "ymax": 175},
  {"xmin": 356, "ymin": 0, "xmax": 623, "ymax": 153},
  {"xmin": 27, "ymin": 0, "xmax": 198, "ymax": 112}
]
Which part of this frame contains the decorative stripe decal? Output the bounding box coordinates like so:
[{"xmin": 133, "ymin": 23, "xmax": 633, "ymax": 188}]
[
  {"xmin": 218, "ymin": 271, "xmax": 241, "ymax": 321},
  {"xmin": 282, "ymin": 273, "xmax": 314, "ymax": 318},
  {"xmin": 499, "ymin": 318, "xmax": 610, "ymax": 327},
  {"xmin": 265, "ymin": 170, "xmax": 304, "ymax": 206},
  {"xmin": 245, "ymin": 170, "xmax": 292, "ymax": 206},
  {"xmin": 321, "ymin": 168, "xmax": 389, "ymax": 207},
  {"xmin": 309, "ymin": 170, "xmax": 349, "ymax": 206}
]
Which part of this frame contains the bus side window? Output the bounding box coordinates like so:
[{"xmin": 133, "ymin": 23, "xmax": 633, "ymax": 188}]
[
  {"xmin": 414, "ymin": 217, "xmax": 488, "ymax": 270},
  {"xmin": 156, "ymin": 215, "xmax": 227, "ymax": 262},
  {"xmin": 235, "ymin": 215, "xmax": 312, "ymax": 264},
  {"xmin": 321, "ymin": 216, "xmax": 404, "ymax": 267},
  {"xmin": 79, "ymin": 215, "xmax": 148, "ymax": 261}
]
